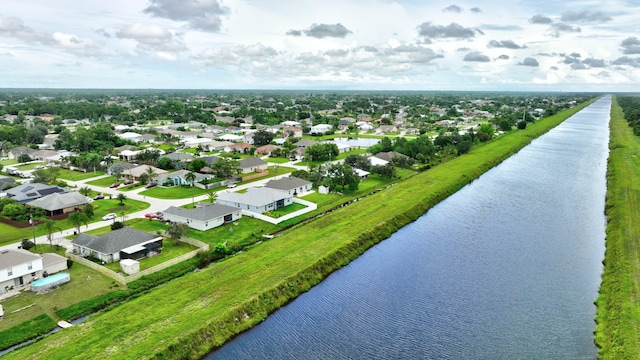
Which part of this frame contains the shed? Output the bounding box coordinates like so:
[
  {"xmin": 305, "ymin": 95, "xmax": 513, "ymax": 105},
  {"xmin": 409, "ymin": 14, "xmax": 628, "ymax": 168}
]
[{"xmin": 120, "ymin": 259, "xmax": 140, "ymax": 275}]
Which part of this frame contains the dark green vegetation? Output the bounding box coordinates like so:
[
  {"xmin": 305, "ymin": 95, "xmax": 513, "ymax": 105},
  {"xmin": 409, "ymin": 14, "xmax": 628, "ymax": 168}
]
[
  {"xmin": 0, "ymin": 314, "xmax": 57, "ymax": 351},
  {"xmin": 2, "ymin": 99, "xmax": 592, "ymax": 359},
  {"xmin": 594, "ymin": 96, "xmax": 640, "ymax": 359}
]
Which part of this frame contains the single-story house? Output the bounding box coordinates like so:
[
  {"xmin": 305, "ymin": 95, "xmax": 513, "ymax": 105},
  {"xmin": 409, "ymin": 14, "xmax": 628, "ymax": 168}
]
[
  {"xmin": 238, "ymin": 158, "xmax": 268, "ymax": 174},
  {"xmin": 163, "ymin": 203, "xmax": 242, "ymax": 231},
  {"xmin": 0, "ymin": 249, "xmax": 43, "ymax": 290},
  {"xmin": 28, "ymin": 191, "xmax": 89, "ymax": 216},
  {"xmin": 164, "ymin": 152, "xmax": 194, "ymax": 163},
  {"xmin": 8, "ymin": 146, "xmax": 36, "ymax": 160},
  {"xmin": 282, "ymin": 126, "xmax": 303, "ymax": 138},
  {"xmin": 372, "ymin": 151, "xmax": 410, "ymax": 164},
  {"xmin": 167, "ymin": 169, "xmax": 211, "ymax": 186},
  {"xmin": 354, "ymin": 168, "xmax": 370, "ymax": 180},
  {"xmin": 376, "ymin": 125, "xmax": 398, "ymax": 134},
  {"xmin": 117, "ymin": 132, "xmax": 144, "ymax": 143},
  {"xmin": 123, "ymin": 165, "xmax": 168, "ymax": 182},
  {"xmin": 224, "ymin": 143, "xmax": 254, "ymax": 153},
  {"xmin": 255, "ymin": 144, "xmax": 282, "ymax": 156},
  {"xmin": 200, "ymin": 155, "xmax": 220, "ymax": 167},
  {"xmin": 264, "ymin": 176, "xmax": 312, "ymax": 196},
  {"xmin": 72, "ymin": 227, "xmax": 163, "ymax": 264},
  {"xmin": 310, "ymin": 124, "xmax": 333, "ymax": 135},
  {"xmin": 216, "ymin": 187, "xmax": 292, "ymax": 214},
  {"xmin": 5, "ymin": 183, "xmax": 68, "ymax": 204},
  {"xmin": 218, "ymin": 134, "xmax": 243, "ymax": 142}
]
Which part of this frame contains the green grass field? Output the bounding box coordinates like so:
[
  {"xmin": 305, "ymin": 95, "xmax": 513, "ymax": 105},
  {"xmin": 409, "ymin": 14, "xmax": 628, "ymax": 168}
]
[
  {"xmin": 58, "ymin": 169, "xmax": 106, "ymax": 181},
  {"xmin": 3, "ymin": 102, "xmax": 593, "ymax": 359},
  {"xmin": 594, "ymin": 97, "xmax": 640, "ymax": 359},
  {"xmin": 85, "ymin": 175, "xmax": 117, "ymax": 187}
]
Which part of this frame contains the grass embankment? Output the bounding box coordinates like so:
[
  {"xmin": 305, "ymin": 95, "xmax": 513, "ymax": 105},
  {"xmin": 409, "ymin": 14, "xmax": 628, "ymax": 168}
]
[
  {"xmin": 4, "ymin": 102, "xmax": 591, "ymax": 359},
  {"xmin": 594, "ymin": 97, "xmax": 640, "ymax": 358}
]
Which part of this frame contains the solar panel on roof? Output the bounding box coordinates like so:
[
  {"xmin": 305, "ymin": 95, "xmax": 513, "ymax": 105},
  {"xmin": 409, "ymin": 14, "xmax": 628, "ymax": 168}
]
[
  {"xmin": 26, "ymin": 192, "xmax": 37, "ymax": 197},
  {"xmin": 39, "ymin": 188, "xmax": 64, "ymax": 196},
  {"xmin": 21, "ymin": 186, "xmax": 34, "ymax": 193}
]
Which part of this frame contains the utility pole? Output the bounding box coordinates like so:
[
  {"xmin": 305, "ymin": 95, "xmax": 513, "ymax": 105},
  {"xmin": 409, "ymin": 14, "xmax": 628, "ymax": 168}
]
[{"xmin": 29, "ymin": 211, "xmax": 36, "ymax": 251}]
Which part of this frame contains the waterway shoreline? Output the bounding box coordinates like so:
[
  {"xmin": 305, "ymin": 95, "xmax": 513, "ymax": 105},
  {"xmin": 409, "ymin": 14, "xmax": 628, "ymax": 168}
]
[
  {"xmin": 4, "ymin": 99, "xmax": 594, "ymax": 359},
  {"xmin": 594, "ymin": 96, "xmax": 640, "ymax": 359}
]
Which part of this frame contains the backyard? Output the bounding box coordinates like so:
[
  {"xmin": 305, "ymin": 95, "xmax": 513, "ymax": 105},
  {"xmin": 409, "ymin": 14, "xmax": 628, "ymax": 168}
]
[{"xmin": 0, "ymin": 246, "xmax": 123, "ymax": 331}]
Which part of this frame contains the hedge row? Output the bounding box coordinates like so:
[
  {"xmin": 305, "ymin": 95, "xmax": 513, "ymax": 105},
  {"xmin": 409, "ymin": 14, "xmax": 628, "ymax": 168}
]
[{"xmin": 0, "ymin": 314, "xmax": 57, "ymax": 351}]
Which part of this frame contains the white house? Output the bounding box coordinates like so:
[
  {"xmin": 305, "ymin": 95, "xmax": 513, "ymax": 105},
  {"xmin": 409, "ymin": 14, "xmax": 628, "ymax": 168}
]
[
  {"xmin": 163, "ymin": 203, "xmax": 242, "ymax": 231},
  {"xmin": 310, "ymin": 124, "xmax": 333, "ymax": 135},
  {"xmin": 216, "ymin": 187, "xmax": 292, "ymax": 214},
  {"xmin": 0, "ymin": 249, "xmax": 43, "ymax": 290},
  {"xmin": 117, "ymin": 132, "xmax": 144, "ymax": 143}
]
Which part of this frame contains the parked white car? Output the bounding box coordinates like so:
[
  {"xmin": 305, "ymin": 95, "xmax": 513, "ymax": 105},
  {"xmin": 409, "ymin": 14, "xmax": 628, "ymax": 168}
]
[{"xmin": 102, "ymin": 213, "xmax": 117, "ymax": 221}]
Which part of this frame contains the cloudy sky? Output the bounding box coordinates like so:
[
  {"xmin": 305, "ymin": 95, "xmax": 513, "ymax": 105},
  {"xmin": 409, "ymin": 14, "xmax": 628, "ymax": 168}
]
[{"xmin": 1, "ymin": 0, "xmax": 639, "ymax": 91}]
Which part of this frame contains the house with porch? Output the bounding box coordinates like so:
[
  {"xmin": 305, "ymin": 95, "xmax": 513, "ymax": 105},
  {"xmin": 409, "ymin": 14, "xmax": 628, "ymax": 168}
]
[
  {"xmin": 163, "ymin": 203, "xmax": 242, "ymax": 231},
  {"xmin": 72, "ymin": 227, "xmax": 163, "ymax": 264},
  {"xmin": 216, "ymin": 187, "xmax": 292, "ymax": 214},
  {"xmin": 167, "ymin": 169, "xmax": 211, "ymax": 186}
]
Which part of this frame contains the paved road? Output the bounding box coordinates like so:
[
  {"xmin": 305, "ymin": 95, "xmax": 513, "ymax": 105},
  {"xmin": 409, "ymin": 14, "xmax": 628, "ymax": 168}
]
[{"xmin": 0, "ymin": 158, "xmax": 312, "ymax": 252}]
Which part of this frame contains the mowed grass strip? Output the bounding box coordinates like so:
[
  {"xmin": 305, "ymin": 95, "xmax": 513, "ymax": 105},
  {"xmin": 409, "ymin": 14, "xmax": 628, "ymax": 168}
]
[
  {"xmin": 5, "ymin": 101, "xmax": 592, "ymax": 360},
  {"xmin": 594, "ymin": 97, "xmax": 640, "ymax": 359}
]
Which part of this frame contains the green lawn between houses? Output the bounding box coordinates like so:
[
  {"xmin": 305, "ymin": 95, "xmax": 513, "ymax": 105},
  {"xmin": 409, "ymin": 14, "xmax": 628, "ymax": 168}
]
[
  {"xmin": 2, "ymin": 101, "xmax": 594, "ymax": 359},
  {"xmin": 57, "ymin": 169, "xmax": 106, "ymax": 181}
]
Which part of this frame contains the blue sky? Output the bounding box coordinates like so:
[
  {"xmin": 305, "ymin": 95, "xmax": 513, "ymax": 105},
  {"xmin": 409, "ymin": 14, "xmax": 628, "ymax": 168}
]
[{"xmin": 1, "ymin": 0, "xmax": 639, "ymax": 91}]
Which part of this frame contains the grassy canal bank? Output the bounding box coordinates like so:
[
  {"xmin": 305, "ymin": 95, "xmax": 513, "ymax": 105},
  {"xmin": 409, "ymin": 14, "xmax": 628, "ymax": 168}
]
[
  {"xmin": 595, "ymin": 97, "xmax": 640, "ymax": 359},
  {"xmin": 5, "ymin": 101, "xmax": 592, "ymax": 359}
]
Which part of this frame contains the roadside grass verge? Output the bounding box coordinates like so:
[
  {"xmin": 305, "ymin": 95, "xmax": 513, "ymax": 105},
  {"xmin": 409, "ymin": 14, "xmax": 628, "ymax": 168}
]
[
  {"xmin": 85, "ymin": 175, "xmax": 117, "ymax": 187},
  {"xmin": 3, "ymin": 101, "xmax": 591, "ymax": 359},
  {"xmin": 594, "ymin": 96, "xmax": 640, "ymax": 359}
]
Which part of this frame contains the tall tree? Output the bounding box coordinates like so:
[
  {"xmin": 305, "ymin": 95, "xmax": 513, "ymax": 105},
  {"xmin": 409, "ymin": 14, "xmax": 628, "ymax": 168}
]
[
  {"xmin": 166, "ymin": 222, "xmax": 190, "ymax": 244},
  {"xmin": 117, "ymin": 193, "xmax": 127, "ymax": 206},
  {"xmin": 67, "ymin": 211, "xmax": 90, "ymax": 234},
  {"xmin": 185, "ymin": 171, "xmax": 197, "ymax": 207},
  {"xmin": 39, "ymin": 219, "xmax": 61, "ymax": 248}
]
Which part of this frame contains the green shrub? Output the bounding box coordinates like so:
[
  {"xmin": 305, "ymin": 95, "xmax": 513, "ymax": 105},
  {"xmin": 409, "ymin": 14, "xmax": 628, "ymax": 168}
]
[{"xmin": 0, "ymin": 314, "xmax": 56, "ymax": 351}]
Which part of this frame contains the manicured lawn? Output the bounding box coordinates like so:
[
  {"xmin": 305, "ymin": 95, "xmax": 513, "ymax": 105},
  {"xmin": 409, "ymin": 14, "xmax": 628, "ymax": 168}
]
[
  {"xmin": 58, "ymin": 169, "xmax": 106, "ymax": 181},
  {"xmin": 14, "ymin": 162, "xmax": 45, "ymax": 171},
  {"xmin": 264, "ymin": 203, "xmax": 306, "ymax": 218},
  {"xmin": 85, "ymin": 175, "xmax": 117, "ymax": 187},
  {"xmin": 0, "ymin": 158, "xmax": 18, "ymax": 166},
  {"xmin": 0, "ymin": 246, "xmax": 124, "ymax": 331},
  {"xmin": 119, "ymin": 182, "xmax": 145, "ymax": 192},
  {"xmin": 140, "ymin": 185, "xmax": 214, "ymax": 199},
  {"xmin": 335, "ymin": 148, "xmax": 368, "ymax": 160},
  {"xmin": 265, "ymin": 157, "xmax": 291, "ymax": 164}
]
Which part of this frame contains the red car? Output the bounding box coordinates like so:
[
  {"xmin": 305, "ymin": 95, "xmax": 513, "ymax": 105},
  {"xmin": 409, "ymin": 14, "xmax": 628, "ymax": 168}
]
[
  {"xmin": 145, "ymin": 213, "xmax": 158, "ymax": 219},
  {"xmin": 109, "ymin": 183, "xmax": 120, "ymax": 188},
  {"xmin": 145, "ymin": 182, "xmax": 157, "ymax": 189}
]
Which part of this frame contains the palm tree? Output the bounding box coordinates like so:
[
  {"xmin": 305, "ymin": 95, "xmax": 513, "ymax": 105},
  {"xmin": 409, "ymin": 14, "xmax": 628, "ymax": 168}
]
[
  {"xmin": 207, "ymin": 191, "xmax": 217, "ymax": 203},
  {"xmin": 39, "ymin": 219, "xmax": 61, "ymax": 248},
  {"xmin": 145, "ymin": 166, "xmax": 157, "ymax": 185},
  {"xmin": 117, "ymin": 193, "xmax": 127, "ymax": 206},
  {"xmin": 79, "ymin": 186, "xmax": 92, "ymax": 197},
  {"xmin": 185, "ymin": 171, "xmax": 196, "ymax": 207},
  {"xmin": 67, "ymin": 211, "xmax": 89, "ymax": 235}
]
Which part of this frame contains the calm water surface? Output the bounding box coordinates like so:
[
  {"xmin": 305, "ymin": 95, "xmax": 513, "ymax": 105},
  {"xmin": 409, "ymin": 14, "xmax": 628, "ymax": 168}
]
[{"xmin": 209, "ymin": 97, "xmax": 611, "ymax": 359}]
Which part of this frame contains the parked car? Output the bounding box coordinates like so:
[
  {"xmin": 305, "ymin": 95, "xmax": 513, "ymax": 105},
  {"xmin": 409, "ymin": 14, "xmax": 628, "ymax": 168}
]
[
  {"xmin": 227, "ymin": 183, "xmax": 237, "ymax": 188},
  {"xmin": 109, "ymin": 183, "xmax": 121, "ymax": 188},
  {"xmin": 93, "ymin": 194, "xmax": 105, "ymax": 200},
  {"xmin": 145, "ymin": 182, "xmax": 157, "ymax": 189},
  {"xmin": 145, "ymin": 213, "xmax": 158, "ymax": 219},
  {"xmin": 124, "ymin": 179, "xmax": 134, "ymax": 185},
  {"xmin": 102, "ymin": 213, "xmax": 116, "ymax": 221}
]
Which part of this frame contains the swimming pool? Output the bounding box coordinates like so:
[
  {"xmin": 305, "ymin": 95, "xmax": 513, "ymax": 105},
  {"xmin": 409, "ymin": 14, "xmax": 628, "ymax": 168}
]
[{"xmin": 31, "ymin": 273, "xmax": 70, "ymax": 293}]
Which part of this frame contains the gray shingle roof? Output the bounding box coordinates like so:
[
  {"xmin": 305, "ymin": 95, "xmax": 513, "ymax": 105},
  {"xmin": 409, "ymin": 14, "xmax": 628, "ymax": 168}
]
[
  {"xmin": 0, "ymin": 249, "xmax": 41, "ymax": 269},
  {"xmin": 264, "ymin": 176, "xmax": 311, "ymax": 191},
  {"xmin": 72, "ymin": 227, "xmax": 160, "ymax": 255},
  {"xmin": 164, "ymin": 203, "xmax": 240, "ymax": 221},
  {"xmin": 239, "ymin": 157, "xmax": 267, "ymax": 169},
  {"xmin": 28, "ymin": 191, "xmax": 88, "ymax": 211}
]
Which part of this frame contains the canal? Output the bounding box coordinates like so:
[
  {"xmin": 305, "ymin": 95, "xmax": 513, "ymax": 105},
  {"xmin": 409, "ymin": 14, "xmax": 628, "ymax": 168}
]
[{"xmin": 208, "ymin": 96, "xmax": 611, "ymax": 359}]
